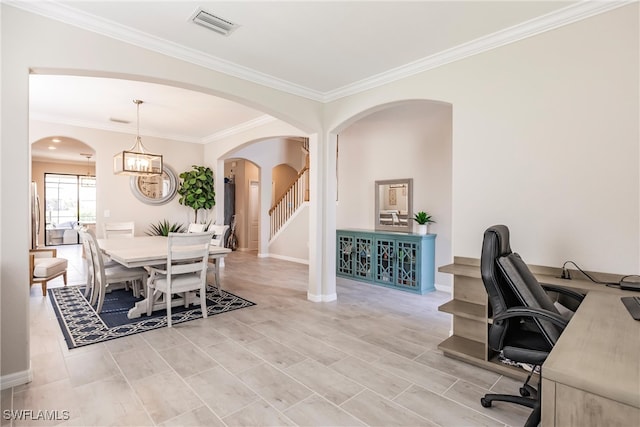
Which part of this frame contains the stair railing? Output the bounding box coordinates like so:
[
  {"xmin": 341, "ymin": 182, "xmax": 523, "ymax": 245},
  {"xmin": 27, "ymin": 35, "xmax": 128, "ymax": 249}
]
[{"xmin": 269, "ymin": 166, "xmax": 309, "ymax": 239}]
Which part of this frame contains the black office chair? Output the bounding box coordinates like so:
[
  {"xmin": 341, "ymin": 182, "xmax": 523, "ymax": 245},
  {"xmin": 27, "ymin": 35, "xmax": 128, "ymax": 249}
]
[{"xmin": 479, "ymin": 225, "xmax": 584, "ymax": 427}]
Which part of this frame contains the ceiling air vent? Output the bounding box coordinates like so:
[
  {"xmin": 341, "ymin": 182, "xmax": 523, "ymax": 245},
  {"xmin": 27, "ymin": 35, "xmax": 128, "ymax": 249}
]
[{"xmin": 191, "ymin": 8, "xmax": 239, "ymax": 36}]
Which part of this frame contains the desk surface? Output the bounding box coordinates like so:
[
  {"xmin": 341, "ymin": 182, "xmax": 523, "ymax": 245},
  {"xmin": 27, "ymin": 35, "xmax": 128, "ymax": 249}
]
[
  {"xmin": 543, "ymin": 291, "xmax": 640, "ymax": 409},
  {"xmin": 98, "ymin": 236, "xmax": 231, "ymax": 268}
]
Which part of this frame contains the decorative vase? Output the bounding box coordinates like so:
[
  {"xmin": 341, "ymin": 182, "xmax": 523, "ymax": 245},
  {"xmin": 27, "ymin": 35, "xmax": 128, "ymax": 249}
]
[{"xmin": 417, "ymin": 224, "xmax": 428, "ymax": 235}]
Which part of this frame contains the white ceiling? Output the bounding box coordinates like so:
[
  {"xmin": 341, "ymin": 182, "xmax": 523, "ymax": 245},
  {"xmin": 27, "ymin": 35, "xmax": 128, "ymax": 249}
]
[{"xmin": 22, "ymin": 0, "xmax": 624, "ymax": 162}]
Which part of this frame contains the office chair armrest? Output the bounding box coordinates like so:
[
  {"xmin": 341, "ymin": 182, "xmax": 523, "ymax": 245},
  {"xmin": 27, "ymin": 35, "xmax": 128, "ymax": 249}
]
[
  {"xmin": 540, "ymin": 284, "xmax": 585, "ymax": 304},
  {"xmin": 494, "ymin": 306, "xmax": 569, "ymax": 329}
]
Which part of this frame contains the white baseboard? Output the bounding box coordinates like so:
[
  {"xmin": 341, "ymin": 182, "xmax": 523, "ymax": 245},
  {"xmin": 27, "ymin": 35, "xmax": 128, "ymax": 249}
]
[
  {"xmin": 307, "ymin": 292, "xmax": 337, "ymax": 302},
  {"xmin": 435, "ymin": 283, "xmax": 452, "ymax": 293},
  {"xmin": 257, "ymin": 252, "xmax": 269, "ymax": 258},
  {"xmin": 266, "ymin": 253, "xmax": 309, "ymax": 265},
  {"xmin": 0, "ymin": 366, "xmax": 32, "ymax": 390}
]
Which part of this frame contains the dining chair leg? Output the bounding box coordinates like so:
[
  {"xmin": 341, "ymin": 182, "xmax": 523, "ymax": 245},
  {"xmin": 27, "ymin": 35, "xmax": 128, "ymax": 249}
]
[
  {"xmin": 84, "ymin": 269, "xmax": 93, "ymax": 299},
  {"xmin": 166, "ymin": 293, "xmax": 172, "ymax": 328},
  {"xmin": 200, "ymin": 286, "xmax": 208, "ymax": 319},
  {"xmin": 96, "ymin": 285, "xmax": 106, "ymax": 313}
]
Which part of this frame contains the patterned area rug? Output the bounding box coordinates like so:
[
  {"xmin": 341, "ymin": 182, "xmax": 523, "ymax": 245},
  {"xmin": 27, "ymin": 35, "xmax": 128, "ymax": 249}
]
[{"xmin": 48, "ymin": 285, "xmax": 256, "ymax": 349}]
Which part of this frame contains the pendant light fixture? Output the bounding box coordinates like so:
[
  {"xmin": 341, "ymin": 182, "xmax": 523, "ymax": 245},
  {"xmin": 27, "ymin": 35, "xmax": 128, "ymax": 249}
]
[
  {"xmin": 113, "ymin": 99, "xmax": 163, "ymax": 176},
  {"xmin": 79, "ymin": 153, "xmax": 96, "ymax": 187}
]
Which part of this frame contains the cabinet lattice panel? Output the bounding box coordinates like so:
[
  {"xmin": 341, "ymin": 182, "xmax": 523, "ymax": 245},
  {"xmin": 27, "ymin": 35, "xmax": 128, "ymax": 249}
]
[{"xmin": 336, "ymin": 229, "xmax": 436, "ymax": 295}]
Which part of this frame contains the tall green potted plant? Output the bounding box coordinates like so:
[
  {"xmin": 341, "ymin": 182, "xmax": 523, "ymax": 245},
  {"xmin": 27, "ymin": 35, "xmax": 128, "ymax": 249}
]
[{"xmin": 177, "ymin": 165, "xmax": 215, "ymax": 223}]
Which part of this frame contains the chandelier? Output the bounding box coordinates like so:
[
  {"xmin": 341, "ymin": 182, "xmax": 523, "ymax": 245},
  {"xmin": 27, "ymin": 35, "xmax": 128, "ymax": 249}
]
[
  {"xmin": 113, "ymin": 99, "xmax": 163, "ymax": 176},
  {"xmin": 79, "ymin": 153, "xmax": 96, "ymax": 187}
]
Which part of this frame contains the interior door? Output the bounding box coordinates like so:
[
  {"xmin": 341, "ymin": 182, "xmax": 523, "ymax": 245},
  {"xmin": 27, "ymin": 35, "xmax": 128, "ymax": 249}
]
[{"xmin": 248, "ymin": 180, "xmax": 259, "ymax": 251}]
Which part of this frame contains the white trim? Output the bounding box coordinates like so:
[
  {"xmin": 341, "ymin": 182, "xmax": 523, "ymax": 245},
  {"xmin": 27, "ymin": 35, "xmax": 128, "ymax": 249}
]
[
  {"xmin": 307, "ymin": 292, "xmax": 337, "ymax": 302},
  {"xmin": 8, "ymin": 0, "xmax": 632, "ymax": 103},
  {"xmin": 0, "ymin": 366, "xmax": 33, "ymax": 390},
  {"xmin": 6, "ymin": 0, "xmax": 324, "ymax": 101},
  {"xmin": 435, "ymin": 283, "xmax": 452, "ymax": 294},
  {"xmin": 203, "ymin": 115, "xmax": 277, "ymax": 143},
  {"xmin": 322, "ymin": 1, "xmax": 635, "ymax": 101},
  {"xmin": 257, "ymin": 252, "xmax": 269, "ymax": 258},
  {"xmin": 266, "ymin": 253, "xmax": 309, "ymax": 265},
  {"xmin": 30, "ymin": 113, "xmax": 276, "ymax": 145}
]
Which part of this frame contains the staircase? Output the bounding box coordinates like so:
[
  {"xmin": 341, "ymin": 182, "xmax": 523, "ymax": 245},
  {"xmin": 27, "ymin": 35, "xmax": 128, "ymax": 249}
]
[
  {"xmin": 269, "ymin": 138, "xmax": 310, "ymax": 239},
  {"xmin": 269, "ymin": 166, "xmax": 309, "ymax": 239}
]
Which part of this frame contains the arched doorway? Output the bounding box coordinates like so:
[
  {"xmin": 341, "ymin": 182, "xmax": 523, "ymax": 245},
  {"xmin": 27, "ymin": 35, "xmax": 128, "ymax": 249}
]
[{"xmin": 31, "ymin": 136, "xmax": 96, "ymax": 247}]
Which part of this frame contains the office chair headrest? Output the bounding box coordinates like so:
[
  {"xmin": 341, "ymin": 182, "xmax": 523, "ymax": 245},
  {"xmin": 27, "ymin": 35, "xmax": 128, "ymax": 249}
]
[
  {"xmin": 485, "ymin": 225, "xmax": 512, "ymax": 257},
  {"xmin": 481, "ymin": 225, "xmax": 514, "ymax": 318}
]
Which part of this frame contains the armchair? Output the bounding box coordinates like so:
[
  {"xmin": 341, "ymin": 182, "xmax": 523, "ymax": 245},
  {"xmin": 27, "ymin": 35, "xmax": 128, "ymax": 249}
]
[
  {"xmin": 479, "ymin": 225, "xmax": 583, "ymax": 427},
  {"xmin": 29, "ymin": 248, "xmax": 68, "ymax": 296}
]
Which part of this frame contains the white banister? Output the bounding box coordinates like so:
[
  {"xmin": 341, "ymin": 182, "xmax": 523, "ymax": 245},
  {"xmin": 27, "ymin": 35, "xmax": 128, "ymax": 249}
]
[{"xmin": 269, "ymin": 166, "xmax": 308, "ymax": 239}]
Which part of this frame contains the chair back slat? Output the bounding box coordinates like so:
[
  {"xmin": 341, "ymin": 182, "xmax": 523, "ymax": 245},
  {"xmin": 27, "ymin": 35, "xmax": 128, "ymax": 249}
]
[
  {"xmin": 166, "ymin": 232, "xmax": 214, "ymax": 283},
  {"xmin": 103, "ymin": 221, "xmax": 135, "ymax": 238}
]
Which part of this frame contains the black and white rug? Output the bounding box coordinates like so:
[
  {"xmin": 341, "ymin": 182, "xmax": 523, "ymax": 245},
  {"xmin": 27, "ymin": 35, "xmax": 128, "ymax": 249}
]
[{"xmin": 48, "ymin": 285, "xmax": 256, "ymax": 349}]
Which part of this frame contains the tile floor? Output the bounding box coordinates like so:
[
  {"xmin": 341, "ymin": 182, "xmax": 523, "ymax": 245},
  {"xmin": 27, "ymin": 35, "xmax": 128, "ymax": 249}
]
[{"xmin": 3, "ymin": 245, "xmax": 530, "ymax": 426}]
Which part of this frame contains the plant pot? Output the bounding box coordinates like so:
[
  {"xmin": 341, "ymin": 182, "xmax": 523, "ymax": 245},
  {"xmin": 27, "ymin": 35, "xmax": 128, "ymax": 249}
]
[{"xmin": 417, "ymin": 224, "xmax": 428, "ymax": 235}]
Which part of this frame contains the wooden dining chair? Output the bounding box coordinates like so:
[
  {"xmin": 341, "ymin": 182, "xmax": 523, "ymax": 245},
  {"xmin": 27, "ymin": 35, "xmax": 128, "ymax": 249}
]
[
  {"xmin": 187, "ymin": 223, "xmax": 206, "ymax": 233},
  {"xmin": 102, "ymin": 221, "xmax": 135, "ymax": 239},
  {"xmin": 207, "ymin": 224, "xmax": 229, "ymax": 289},
  {"xmin": 146, "ymin": 231, "xmax": 214, "ymax": 327},
  {"xmin": 81, "ymin": 228, "xmax": 148, "ymax": 313}
]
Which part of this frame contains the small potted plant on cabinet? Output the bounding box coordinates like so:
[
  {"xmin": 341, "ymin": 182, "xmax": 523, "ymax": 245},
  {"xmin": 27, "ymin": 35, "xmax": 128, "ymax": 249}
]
[{"xmin": 413, "ymin": 211, "xmax": 435, "ymax": 235}]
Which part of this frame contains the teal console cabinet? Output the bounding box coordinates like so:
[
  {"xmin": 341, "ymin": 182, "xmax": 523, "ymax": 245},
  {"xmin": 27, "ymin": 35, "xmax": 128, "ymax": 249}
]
[{"xmin": 336, "ymin": 229, "xmax": 436, "ymax": 294}]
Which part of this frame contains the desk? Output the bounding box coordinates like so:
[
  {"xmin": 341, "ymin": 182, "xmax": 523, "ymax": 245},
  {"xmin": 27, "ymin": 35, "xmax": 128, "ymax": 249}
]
[
  {"xmin": 541, "ymin": 292, "xmax": 640, "ymax": 426},
  {"xmin": 437, "ymin": 257, "xmax": 637, "ymax": 380},
  {"xmin": 98, "ymin": 236, "xmax": 231, "ymax": 319}
]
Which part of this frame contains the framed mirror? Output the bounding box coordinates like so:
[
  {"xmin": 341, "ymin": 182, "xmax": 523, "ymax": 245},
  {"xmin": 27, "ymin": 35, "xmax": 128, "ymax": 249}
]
[
  {"xmin": 375, "ymin": 178, "xmax": 413, "ymax": 232},
  {"xmin": 129, "ymin": 164, "xmax": 178, "ymax": 205}
]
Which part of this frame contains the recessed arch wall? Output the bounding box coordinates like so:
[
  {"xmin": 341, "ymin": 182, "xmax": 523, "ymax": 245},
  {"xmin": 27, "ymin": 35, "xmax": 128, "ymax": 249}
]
[
  {"xmin": 334, "ymin": 100, "xmax": 453, "ymax": 289},
  {"xmin": 215, "ymin": 135, "xmax": 310, "ymax": 259},
  {"xmin": 323, "ymin": 3, "xmax": 638, "ymax": 280}
]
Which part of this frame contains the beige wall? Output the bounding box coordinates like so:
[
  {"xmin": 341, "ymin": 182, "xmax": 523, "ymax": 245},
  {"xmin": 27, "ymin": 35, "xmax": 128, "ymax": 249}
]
[
  {"xmin": 338, "ymin": 101, "xmax": 453, "ymax": 287},
  {"xmin": 326, "ymin": 4, "xmax": 639, "ymax": 275},
  {"xmin": 30, "ymin": 121, "xmax": 207, "ymax": 236},
  {"xmin": 272, "ymin": 164, "xmax": 299, "ymax": 205}
]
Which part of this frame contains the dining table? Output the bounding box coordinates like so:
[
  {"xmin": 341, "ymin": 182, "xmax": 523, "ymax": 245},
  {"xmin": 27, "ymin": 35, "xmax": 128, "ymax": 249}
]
[{"xmin": 97, "ymin": 235, "xmax": 231, "ymax": 319}]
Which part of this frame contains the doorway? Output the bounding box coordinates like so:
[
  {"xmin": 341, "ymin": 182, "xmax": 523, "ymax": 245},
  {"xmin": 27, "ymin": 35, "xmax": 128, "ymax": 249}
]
[{"xmin": 44, "ymin": 173, "xmax": 96, "ymax": 245}]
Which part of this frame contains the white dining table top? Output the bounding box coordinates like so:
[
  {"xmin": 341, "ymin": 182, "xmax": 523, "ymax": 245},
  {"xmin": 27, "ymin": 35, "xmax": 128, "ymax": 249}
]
[{"xmin": 97, "ymin": 235, "xmax": 231, "ymax": 268}]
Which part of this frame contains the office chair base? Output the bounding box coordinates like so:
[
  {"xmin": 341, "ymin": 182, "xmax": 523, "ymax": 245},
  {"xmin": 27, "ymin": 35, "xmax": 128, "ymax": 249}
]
[{"xmin": 480, "ymin": 393, "xmax": 536, "ymax": 409}]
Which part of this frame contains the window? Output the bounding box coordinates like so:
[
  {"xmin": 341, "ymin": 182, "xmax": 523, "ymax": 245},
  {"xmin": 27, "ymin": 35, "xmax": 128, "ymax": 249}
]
[{"xmin": 44, "ymin": 173, "xmax": 96, "ymax": 245}]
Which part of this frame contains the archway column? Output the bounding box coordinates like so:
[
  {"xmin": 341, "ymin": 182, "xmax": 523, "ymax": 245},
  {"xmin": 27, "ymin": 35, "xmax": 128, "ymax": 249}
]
[
  {"xmin": 307, "ymin": 132, "xmax": 337, "ymax": 302},
  {"xmin": 258, "ymin": 166, "xmax": 271, "ymax": 257},
  {"xmin": 321, "ymin": 132, "xmax": 338, "ymax": 300}
]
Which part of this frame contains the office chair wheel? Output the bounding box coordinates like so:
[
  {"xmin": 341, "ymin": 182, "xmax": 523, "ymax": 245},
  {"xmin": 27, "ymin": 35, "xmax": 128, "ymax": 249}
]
[
  {"xmin": 480, "ymin": 397, "xmax": 492, "ymax": 408},
  {"xmin": 520, "ymin": 387, "xmax": 530, "ymax": 397}
]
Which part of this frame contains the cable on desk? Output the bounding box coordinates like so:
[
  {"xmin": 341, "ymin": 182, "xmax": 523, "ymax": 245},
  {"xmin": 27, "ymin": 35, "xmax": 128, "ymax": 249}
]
[{"xmin": 561, "ymin": 261, "xmax": 619, "ymax": 287}]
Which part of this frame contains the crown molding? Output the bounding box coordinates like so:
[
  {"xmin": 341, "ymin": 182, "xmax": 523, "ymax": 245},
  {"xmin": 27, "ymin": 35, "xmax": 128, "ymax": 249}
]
[
  {"xmin": 8, "ymin": 0, "xmax": 635, "ymax": 104},
  {"xmin": 7, "ymin": 0, "xmax": 326, "ymax": 102},
  {"xmin": 203, "ymin": 115, "xmax": 277, "ymax": 143},
  {"xmin": 29, "ymin": 113, "xmax": 226, "ymax": 144},
  {"xmin": 322, "ymin": 0, "xmax": 636, "ymax": 102}
]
